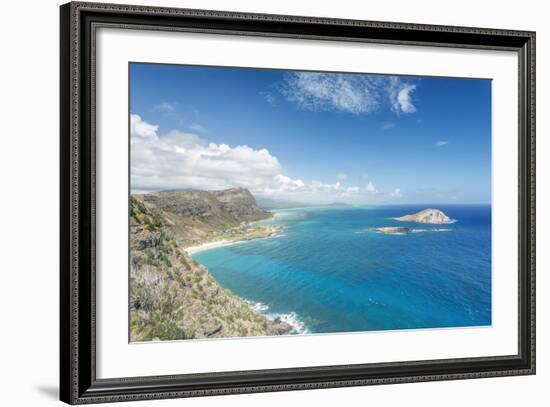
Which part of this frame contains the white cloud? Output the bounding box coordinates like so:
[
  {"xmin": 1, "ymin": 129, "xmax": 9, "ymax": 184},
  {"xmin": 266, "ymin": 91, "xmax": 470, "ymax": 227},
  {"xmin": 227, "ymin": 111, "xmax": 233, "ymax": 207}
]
[
  {"xmin": 282, "ymin": 72, "xmax": 384, "ymax": 114},
  {"xmin": 280, "ymin": 73, "xmax": 418, "ymax": 116},
  {"xmin": 263, "ymin": 93, "xmax": 276, "ymax": 106},
  {"xmin": 151, "ymin": 102, "xmax": 176, "ymax": 113},
  {"xmin": 390, "ymin": 188, "xmax": 403, "ymax": 198},
  {"xmin": 131, "ymin": 115, "xmax": 407, "ymax": 204},
  {"xmin": 131, "ymin": 113, "xmax": 158, "ymax": 140},
  {"xmin": 397, "ymin": 85, "xmax": 417, "ymax": 113},
  {"xmin": 263, "ymin": 174, "xmax": 306, "ymax": 194},
  {"xmin": 389, "ymin": 77, "xmax": 417, "ymax": 114},
  {"xmin": 336, "ymin": 173, "xmax": 348, "ymax": 181},
  {"xmin": 309, "ymin": 181, "xmax": 342, "ymax": 194},
  {"xmin": 436, "ymin": 140, "xmax": 449, "ymax": 147},
  {"xmin": 366, "ymin": 181, "xmax": 377, "ymax": 193},
  {"xmin": 131, "ymin": 114, "xmax": 282, "ymax": 192},
  {"xmin": 131, "ymin": 114, "xmax": 367, "ymax": 202}
]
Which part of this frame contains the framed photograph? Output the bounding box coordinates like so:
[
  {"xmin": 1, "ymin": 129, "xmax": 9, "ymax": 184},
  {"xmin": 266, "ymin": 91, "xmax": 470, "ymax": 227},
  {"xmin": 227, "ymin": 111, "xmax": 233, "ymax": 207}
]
[{"xmin": 60, "ymin": 1, "xmax": 535, "ymax": 404}]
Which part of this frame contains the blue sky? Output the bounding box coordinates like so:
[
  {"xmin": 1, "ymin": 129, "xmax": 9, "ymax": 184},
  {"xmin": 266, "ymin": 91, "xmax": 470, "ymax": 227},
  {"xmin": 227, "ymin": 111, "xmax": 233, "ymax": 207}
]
[{"xmin": 130, "ymin": 63, "xmax": 491, "ymax": 204}]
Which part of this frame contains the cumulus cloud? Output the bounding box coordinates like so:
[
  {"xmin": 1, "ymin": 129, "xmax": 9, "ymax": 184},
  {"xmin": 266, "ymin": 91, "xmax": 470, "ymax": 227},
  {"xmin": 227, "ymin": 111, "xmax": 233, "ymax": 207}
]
[
  {"xmin": 131, "ymin": 114, "xmax": 371, "ymax": 202},
  {"xmin": 278, "ymin": 72, "xmax": 417, "ymax": 116},
  {"xmin": 131, "ymin": 113, "xmax": 158, "ymax": 140},
  {"xmin": 389, "ymin": 77, "xmax": 417, "ymax": 114},
  {"xmin": 131, "ymin": 114, "xmax": 282, "ymax": 193},
  {"xmin": 261, "ymin": 174, "xmax": 306, "ymax": 195},
  {"xmin": 436, "ymin": 140, "xmax": 449, "ymax": 147}
]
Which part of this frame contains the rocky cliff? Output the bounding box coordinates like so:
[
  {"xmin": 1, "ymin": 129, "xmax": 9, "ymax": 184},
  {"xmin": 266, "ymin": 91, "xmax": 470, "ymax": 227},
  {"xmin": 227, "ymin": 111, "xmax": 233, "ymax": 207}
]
[{"xmin": 129, "ymin": 190, "xmax": 291, "ymax": 342}]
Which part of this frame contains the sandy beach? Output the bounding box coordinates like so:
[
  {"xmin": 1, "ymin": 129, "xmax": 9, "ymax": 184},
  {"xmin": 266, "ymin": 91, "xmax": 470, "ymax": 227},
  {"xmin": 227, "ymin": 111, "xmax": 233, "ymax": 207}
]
[
  {"xmin": 185, "ymin": 239, "xmax": 244, "ymax": 255},
  {"xmin": 185, "ymin": 225, "xmax": 283, "ymax": 255}
]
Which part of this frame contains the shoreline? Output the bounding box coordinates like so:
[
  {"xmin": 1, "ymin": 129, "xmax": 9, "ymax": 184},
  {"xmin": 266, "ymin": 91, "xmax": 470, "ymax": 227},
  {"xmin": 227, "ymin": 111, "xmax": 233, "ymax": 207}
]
[
  {"xmin": 182, "ymin": 227, "xmax": 305, "ymax": 336},
  {"xmin": 185, "ymin": 225, "xmax": 283, "ymax": 256},
  {"xmin": 185, "ymin": 239, "xmax": 245, "ymax": 255}
]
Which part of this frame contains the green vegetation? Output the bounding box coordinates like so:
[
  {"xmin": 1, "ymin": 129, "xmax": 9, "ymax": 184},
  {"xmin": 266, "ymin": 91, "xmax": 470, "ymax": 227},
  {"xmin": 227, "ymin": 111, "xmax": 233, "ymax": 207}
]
[{"xmin": 130, "ymin": 196, "xmax": 164, "ymax": 232}]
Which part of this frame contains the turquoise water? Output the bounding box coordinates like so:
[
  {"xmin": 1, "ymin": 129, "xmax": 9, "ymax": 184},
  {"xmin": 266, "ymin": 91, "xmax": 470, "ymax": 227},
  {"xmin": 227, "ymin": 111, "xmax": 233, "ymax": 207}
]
[{"xmin": 192, "ymin": 205, "xmax": 491, "ymax": 334}]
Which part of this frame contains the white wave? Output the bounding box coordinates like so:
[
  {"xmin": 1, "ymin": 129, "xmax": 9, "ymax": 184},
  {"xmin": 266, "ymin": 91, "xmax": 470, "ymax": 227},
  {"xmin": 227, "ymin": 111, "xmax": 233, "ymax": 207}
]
[
  {"xmin": 245, "ymin": 299, "xmax": 309, "ymax": 334},
  {"xmin": 411, "ymin": 228, "xmax": 452, "ymax": 233},
  {"xmin": 267, "ymin": 311, "xmax": 309, "ymax": 335},
  {"xmin": 245, "ymin": 299, "xmax": 269, "ymax": 312},
  {"xmin": 366, "ymin": 227, "xmax": 454, "ymax": 235}
]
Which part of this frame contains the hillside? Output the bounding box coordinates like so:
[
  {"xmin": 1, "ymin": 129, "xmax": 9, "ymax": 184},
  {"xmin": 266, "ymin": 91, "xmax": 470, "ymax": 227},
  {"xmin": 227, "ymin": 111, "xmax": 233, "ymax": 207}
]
[
  {"xmin": 135, "ymin": 188, "xmax": 272, "ymax": 246},
  {"xmin": 129, "ymin": 189, "xmax": 291, "ymax": 342}
]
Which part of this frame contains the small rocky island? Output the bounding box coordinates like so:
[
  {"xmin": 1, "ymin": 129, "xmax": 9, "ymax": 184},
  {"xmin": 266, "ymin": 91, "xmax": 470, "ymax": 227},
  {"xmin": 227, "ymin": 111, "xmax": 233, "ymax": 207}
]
[
  {"xmin": 373, "ymin": 227, "xmax": 412, "ymax": 235},
  {"xmin": 394, "ymin": 208, "xmax": 454, "ymax": 224},
  {"xmin": 371, "ymin": 209, "xmax": 454, "ymax": 235}
]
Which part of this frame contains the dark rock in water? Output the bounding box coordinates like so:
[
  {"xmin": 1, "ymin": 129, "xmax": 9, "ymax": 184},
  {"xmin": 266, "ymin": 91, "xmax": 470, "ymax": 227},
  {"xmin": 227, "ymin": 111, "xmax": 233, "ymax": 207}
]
[
  {"xmin": 372, "ymin": 226, "xmax": 412, "ymax": 235},
  {"xmin": 265, "ymin": 317, "xmax": 293, "ymax": 335}
]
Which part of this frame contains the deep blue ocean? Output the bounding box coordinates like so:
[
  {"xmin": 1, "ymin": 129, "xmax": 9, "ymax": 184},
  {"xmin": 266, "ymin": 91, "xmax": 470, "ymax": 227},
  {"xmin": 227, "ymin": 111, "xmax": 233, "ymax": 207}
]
[{"xmin": 192, "ymin": 205, "xmax": 491, "ymax": 334}]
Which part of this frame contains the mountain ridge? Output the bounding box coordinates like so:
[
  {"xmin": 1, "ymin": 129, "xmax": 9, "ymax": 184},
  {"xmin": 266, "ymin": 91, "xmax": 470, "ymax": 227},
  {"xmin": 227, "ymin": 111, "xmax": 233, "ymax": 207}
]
[{"xmin": 134, "ymin": 187, "xmax": 272, "ymax": 246}]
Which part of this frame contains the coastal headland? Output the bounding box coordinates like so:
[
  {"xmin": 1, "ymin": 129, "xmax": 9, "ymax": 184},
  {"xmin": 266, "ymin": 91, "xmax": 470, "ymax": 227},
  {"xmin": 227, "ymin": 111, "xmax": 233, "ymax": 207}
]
[{"xmin": 130, "ymin": 188, "xmax": 291, "ymax": 342}]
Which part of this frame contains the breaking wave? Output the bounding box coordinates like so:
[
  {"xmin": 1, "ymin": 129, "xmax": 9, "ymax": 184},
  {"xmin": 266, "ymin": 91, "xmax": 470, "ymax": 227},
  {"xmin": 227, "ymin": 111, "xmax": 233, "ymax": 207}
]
[
  {"xmin": 245, "ymin": 300, "xmax": 309, "ymax": 334},
  {"xmin": 410, "ymin": 228, "xmax": 453, "ymax": 233}
]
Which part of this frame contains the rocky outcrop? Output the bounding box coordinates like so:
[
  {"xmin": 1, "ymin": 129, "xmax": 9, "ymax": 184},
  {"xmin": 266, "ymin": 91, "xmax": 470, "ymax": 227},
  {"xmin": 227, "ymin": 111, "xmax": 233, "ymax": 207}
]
[
  {"xmin": 129, "ymin": 192, "xmax": 292, "ymax": 342},
  {"xmin": 394, "ymin": 208, "xmax": 454, "ymax": 224},
  {"xmin": 372, "ymin": 227, "xmax": 412, "ymax": 235},
  {"xmin": 265, "ymin": 318, "xmax": 294, "ymax": 335}
]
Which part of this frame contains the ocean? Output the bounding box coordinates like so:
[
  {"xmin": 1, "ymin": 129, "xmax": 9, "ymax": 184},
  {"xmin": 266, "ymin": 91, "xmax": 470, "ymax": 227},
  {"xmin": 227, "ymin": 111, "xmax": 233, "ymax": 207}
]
[{"xmin": 191, "ymin": 205, "xmax": 492, "ymax": 335}]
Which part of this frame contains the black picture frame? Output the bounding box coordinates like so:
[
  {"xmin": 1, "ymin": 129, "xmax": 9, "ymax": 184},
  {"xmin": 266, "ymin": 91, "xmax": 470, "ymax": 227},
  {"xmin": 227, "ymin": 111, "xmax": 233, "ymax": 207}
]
[{"xmin": 60, "ymin": 2, "xmax": 536, "ymax": 404}]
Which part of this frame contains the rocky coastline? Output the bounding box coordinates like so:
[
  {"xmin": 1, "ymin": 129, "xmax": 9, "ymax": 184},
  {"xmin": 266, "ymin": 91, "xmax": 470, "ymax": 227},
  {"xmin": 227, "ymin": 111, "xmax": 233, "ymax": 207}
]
[{"xmin": 130, "ymin": 189, "xmax": 292, "ymax": 342}]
